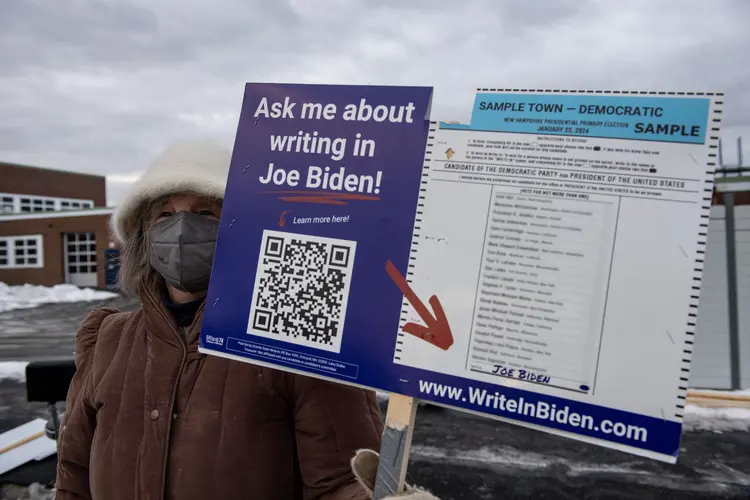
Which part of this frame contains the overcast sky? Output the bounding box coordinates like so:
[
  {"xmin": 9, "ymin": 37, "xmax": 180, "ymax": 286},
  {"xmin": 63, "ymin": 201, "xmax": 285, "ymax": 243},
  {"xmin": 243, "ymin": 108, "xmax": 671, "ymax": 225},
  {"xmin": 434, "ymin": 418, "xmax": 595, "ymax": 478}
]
[{"xmin": 1, "ymin": 0, "xmax": 748, "ymax": 206}]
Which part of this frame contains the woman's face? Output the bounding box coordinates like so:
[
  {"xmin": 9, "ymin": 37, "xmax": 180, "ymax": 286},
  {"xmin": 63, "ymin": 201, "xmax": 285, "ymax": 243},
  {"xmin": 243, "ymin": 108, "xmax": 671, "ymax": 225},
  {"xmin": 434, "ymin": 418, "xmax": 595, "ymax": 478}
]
[{"xmin": 154, "ymin": 194, "xmax": 221, "ymax": 223}]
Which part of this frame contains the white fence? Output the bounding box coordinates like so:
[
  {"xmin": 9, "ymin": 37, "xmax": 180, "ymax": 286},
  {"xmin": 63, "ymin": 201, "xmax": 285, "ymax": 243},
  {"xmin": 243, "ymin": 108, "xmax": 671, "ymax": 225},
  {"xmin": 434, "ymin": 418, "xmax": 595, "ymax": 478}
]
[{"xmin": 692, "ymin": 204, "xmax": 750, "ymax": 389}]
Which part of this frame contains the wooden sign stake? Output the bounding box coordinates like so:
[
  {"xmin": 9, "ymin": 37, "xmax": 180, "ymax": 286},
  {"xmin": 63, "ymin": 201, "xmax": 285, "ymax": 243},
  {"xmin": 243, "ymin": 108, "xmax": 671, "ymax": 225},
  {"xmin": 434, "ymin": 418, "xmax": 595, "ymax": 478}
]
[{"xmin": 372, "ymin": 393, "xmax": 418, "ymax": 499}]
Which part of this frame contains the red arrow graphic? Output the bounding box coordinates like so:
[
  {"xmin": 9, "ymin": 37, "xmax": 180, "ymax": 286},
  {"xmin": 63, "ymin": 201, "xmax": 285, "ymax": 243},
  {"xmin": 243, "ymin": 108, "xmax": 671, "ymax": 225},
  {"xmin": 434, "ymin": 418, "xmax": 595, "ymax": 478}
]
[{"xmin": 385, "ymin": 260, "xmax": 454, "ymax": 351}]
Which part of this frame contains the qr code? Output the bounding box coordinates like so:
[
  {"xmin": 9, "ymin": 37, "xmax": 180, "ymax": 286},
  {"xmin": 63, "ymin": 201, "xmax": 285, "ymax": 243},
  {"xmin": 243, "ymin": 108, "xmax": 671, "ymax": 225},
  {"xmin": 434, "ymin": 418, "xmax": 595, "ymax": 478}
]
[{"xmin": 246, "ymin": 229, "xmax": 357, "ymax": 353}]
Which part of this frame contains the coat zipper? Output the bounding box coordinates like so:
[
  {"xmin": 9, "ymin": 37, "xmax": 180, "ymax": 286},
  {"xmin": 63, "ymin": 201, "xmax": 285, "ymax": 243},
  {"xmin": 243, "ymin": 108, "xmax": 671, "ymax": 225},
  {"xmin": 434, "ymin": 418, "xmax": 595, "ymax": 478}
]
[
  {"xmin": 151, "ymin": 294, "xmax": 189, "ymax": 500},
  {"xmin": 158, "ymin": 343, "xmax": 185, "ymax": 500}
]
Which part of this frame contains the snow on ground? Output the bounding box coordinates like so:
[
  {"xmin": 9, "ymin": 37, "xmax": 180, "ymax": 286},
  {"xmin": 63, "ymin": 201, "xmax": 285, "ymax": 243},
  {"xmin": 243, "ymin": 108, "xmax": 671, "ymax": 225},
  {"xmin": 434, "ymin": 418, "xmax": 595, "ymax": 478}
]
[
  {"xmin": 0, "ymin": 282, "xmax": 117, "ymax": 313},
  {"xmin": 411, "ymin": 445, "xmax": 750, "ymax": 493},
  {"xmin": 0, "ymin": 362, "xmax": 28, "ymax": 382},
  {"xmin": 683, "ymin": 404, "xmax": 750, "ymax": 432},
  {"xmin": 413, "ymin": 444, "xmax": 551, "ymax": 469},
  {"xmin": 1, "ymin": 483, "xmax": 55, "ymax": 500}
]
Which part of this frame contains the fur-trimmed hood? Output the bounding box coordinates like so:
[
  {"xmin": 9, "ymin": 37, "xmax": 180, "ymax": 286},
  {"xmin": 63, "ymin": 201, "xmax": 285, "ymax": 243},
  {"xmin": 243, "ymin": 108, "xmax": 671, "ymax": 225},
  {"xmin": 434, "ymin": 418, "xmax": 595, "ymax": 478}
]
[{"xmin": 111, "ymin": 139, "xmax": 232, "ymax": 243}]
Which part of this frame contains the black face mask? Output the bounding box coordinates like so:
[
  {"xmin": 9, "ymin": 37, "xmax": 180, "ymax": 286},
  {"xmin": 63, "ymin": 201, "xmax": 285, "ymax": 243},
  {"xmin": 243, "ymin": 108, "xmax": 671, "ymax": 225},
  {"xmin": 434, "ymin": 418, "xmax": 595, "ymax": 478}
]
[{"xmin": 148, "ymin": 211, "xmax": 219, "ymax": 293}]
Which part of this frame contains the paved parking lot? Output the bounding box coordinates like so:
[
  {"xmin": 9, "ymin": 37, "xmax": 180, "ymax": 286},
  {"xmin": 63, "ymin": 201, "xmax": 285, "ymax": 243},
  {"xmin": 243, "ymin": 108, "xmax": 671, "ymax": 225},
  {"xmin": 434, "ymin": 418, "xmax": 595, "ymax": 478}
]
[
  {"xmin": 0, "ymin": 296, "xmax": 140, "ymax": 362},
  {"xmin": 0, "ymin": 298, "xmax": 749, "ymax": 499}
]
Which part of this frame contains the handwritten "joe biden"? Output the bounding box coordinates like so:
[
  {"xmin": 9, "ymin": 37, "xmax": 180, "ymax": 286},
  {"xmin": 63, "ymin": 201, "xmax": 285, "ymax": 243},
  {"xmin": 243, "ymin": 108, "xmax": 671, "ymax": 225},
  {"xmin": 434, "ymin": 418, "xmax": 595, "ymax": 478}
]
[{"xmin": 492, "ymin": 364, "xmax": 551, "ymax": 385}]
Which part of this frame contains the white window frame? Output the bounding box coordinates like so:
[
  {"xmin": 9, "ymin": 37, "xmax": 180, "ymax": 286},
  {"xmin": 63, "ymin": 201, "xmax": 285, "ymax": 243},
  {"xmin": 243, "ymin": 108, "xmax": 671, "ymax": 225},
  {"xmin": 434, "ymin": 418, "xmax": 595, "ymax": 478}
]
[
  {"xmin": 0, "ymin": 193, "xmax": 95, "ymax": 214},
  {"xmin": 0, "ymin": 195, "xmax": 14, "ymax": 214},
  {"xmin": 63, "ymin": 232, "xmax": 98, "ymax": 286},
  {"xmin": 0, "ymin": 234, "xmax": 44, "ymax": 269}
]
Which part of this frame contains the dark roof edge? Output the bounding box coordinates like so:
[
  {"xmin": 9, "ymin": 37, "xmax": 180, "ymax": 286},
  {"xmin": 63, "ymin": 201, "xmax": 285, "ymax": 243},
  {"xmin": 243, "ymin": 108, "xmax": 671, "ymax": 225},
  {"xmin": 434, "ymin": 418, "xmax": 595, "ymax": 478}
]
[{"xmin": 0, "ymin": 160, "xmax": 106, "ymax": 180}]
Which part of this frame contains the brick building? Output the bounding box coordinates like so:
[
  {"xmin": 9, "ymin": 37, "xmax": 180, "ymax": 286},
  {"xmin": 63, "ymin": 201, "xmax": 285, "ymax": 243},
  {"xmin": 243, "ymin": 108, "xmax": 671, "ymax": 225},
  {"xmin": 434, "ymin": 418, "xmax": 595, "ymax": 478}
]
[{"xmin": 0, "ymin": 161, "xmax": 115, "ymax": 289}]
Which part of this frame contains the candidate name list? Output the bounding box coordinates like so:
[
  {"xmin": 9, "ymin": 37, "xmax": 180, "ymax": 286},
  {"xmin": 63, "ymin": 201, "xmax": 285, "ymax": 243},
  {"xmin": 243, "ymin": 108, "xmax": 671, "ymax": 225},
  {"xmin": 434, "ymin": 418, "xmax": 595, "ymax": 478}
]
[{"xmin": 469, "ymin": 191, "xmax": 614, "ymax": 387}]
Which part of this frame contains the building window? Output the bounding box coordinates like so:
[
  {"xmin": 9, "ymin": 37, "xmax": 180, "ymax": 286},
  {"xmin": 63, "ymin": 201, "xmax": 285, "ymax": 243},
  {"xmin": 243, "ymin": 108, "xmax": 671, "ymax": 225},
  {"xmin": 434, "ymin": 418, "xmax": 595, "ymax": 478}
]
[
  {"xmin": 59, "ymin": 198, "xmax": 94, "ymax": 210},
  {"xmin": 0, "ymin": 235, "xmax": 44, "ymax": 269},
  {"xmin": 0, "ymin": 193, "xmax": 95, "ymax": 213},
  {"xmin": 19, "ymin": 197, "xmax": 32, "ymax": 212},
  {"xmin": 65, "ymin": 232, "xmax": 97, "ymax": 274},
  {"xmin": 0, "ymin": 196, "xmax": 14, "ymax": 213}
]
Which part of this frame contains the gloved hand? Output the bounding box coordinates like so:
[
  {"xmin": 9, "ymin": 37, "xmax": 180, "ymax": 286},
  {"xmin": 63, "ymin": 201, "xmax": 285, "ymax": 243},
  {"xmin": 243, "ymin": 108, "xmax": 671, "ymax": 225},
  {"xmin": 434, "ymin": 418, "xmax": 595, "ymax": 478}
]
[{"xmin": 351, "ymin": 449, "xmax": 440, "ymax": 499}]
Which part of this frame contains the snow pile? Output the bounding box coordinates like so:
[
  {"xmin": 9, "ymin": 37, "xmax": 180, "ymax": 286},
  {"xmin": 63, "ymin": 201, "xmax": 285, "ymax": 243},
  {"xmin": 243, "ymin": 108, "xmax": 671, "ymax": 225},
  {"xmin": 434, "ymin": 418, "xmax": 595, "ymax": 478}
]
[
  {"xmin": 0, "ymin": 361, "xmax": 29, "ymax": 382},
  {"xmin": 683, "ymin": 404, "xmax": 750, "ymax": 432},
  {"xmin": 0, "ymin": 483, "xmax": 55, "ymax": 500},
  {"xmin": 0, "ymin": 282, "xmax": 117, "ymax": 313}
]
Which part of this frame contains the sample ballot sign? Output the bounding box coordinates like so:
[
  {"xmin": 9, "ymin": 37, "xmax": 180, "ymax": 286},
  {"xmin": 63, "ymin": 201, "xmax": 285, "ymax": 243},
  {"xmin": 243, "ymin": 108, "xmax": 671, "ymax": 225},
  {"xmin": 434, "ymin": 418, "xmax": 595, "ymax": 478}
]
[
  {"xmin": 201, "ymin": 84, "xmax": 724, "ymax": 464},
  {"xmin": 399, "ymin": 89, "xmax": 723, "ymax": 462}
]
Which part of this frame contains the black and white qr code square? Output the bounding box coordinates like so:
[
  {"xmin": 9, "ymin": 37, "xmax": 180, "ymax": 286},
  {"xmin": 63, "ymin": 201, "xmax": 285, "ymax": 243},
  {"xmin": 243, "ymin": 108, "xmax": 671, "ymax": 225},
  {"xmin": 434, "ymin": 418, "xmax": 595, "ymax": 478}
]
[{"xmin": 246, "ymin": 229, "xmax": 357, "ymax": 354}]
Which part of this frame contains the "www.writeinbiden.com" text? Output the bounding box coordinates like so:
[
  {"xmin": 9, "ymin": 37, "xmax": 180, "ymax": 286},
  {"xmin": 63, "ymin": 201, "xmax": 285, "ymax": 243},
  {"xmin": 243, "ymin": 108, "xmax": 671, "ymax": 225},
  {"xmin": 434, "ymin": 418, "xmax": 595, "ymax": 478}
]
[{"xmin": 418, "ymin": 380, "xmax": 648, "ymax": 443}]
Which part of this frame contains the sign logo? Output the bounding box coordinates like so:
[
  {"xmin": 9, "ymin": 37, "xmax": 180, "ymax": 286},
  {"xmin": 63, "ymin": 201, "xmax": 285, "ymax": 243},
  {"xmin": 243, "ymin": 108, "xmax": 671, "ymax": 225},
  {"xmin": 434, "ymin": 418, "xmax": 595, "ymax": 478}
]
[{"xmin": 204, "ymin": 335, "xmax": 224, "ymax": 347}]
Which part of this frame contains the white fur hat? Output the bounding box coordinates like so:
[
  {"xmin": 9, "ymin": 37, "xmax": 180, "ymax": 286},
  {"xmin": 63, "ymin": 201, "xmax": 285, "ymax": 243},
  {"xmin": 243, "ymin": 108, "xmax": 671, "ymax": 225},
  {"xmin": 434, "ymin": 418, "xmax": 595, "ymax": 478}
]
[{"xmin": 111, "ymin": 138, "xmax": 232, "ymax": 243}]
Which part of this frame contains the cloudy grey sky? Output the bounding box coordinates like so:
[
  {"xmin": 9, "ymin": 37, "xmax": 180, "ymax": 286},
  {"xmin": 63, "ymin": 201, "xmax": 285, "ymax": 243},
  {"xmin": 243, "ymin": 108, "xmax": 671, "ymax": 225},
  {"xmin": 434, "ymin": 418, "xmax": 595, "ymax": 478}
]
[{"xmin": 1, "ymin": 0, "xmax": 748, "ymax": 206}]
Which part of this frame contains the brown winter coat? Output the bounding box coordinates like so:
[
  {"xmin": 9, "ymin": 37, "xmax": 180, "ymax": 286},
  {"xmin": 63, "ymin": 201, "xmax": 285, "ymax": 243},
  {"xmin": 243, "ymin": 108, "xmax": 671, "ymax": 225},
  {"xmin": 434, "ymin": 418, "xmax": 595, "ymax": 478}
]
[{"xmin": 55, "ymin": 285, "xmax": 384, "ymax": 500}]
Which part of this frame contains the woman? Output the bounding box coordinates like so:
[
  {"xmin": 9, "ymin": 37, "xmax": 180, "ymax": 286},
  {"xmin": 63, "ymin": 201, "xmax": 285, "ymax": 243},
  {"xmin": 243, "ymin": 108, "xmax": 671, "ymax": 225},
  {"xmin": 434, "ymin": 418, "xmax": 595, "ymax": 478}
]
[{"xmin": 55, "ymin": 139, "xmax": 438, "ymax": 500}]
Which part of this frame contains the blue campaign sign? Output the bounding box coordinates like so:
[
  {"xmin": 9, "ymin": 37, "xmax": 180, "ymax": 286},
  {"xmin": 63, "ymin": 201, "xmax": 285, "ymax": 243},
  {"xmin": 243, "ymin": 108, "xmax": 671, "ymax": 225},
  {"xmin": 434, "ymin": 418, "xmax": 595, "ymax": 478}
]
[
  {"xmin": 201, "ymin": 85, "xmax": 724, "ymax": 464},
  {"xmin": 200, "ymin": 82, "xmax": 434, "ymax": 385}
]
